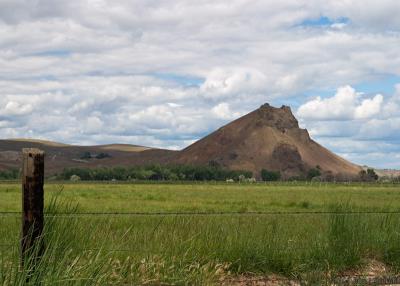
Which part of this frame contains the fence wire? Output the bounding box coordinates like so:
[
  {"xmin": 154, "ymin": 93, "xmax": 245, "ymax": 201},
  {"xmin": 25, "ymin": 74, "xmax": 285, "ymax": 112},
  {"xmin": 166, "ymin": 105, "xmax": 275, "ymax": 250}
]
[
  {"xmin": 0, "ymin": 244, "xmax": 397, "ymax": 255},
  {"xmin": 2, "ymin": 210, "xmax": 400, "ymax": 217}
]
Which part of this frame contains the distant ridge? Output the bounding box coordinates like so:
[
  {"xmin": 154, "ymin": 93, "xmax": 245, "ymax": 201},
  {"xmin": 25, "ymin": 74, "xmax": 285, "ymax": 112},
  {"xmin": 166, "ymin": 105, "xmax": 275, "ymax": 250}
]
[
  {"xmin": 0, "ymin": 103, "xmax": 362, "ymax": 178},
  {"xmin": 9, "ymin": 138, "xmax": 71, "ymax": 147},
  {"xmin": 0, "ymin": 139, "xmax": 175, "ymax": 174},
  {"xmin": 92, "ymin": 144, "xmax": 151, "ymax": 152}
]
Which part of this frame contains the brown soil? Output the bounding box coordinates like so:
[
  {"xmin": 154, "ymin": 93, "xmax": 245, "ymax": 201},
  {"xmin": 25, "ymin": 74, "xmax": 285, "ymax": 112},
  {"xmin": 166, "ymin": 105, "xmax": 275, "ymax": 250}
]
[
  {"xmin": 220, "ymin": 260, "xmax": 400, "ymax": 286},
  {"xmin": 221, "ymin": 275, "xmax": 300, "ymax": 286}
]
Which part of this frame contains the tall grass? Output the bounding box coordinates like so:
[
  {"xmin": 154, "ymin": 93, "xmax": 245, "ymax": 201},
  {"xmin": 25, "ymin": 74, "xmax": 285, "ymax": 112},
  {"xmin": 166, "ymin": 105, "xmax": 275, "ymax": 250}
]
[
  {"xmin": 0, "ymin": 188, "xmax": 113, "ymax": 285},
  {"xmin": 2, "ymin": 190, "xmax": 400, "ymax": 284}
]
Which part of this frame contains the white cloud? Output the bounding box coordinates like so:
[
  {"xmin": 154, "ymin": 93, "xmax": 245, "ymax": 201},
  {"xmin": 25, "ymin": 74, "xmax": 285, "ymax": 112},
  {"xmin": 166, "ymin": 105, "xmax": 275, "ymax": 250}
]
[
  {"xmin": 322, "ymin": 0, "xmax": 400, "ymax": 32},
  {"xmin": 354, "ymin": 94, "xmax": 383, "ymax": 119},
  {"xmin": 200, "ymin": 68, "xmax": 268, "ymax": 99},
  {"xmin": 330, "ymin": 22, "xmax": 347, "ymax": 30},
  {"xmin": 297, "ymin": 85, "xmax": 400, "ymax": 168},
  {"xmin": 0, "ymin": 0, "xmax": 400, "ymax": 167},
  {"xmin": 317, "ymin": 137, "xmax": 400, "ymax": 169},
  {"xmin": 0, "ymin": 121, "xmax": 11, "ymax": 128},
  {"xmin": 1, "ymin": 101, "xmax": 33, "ymax": 116},
  {"xmin": 358, "ymin": 117, "xmax": 400, "ymax": 140},
  {"xmin": 84, "ymin": 116, "xmax": 104, "ymax": 134},
  {"xmin": 211, "ymin": 102, "xmax": 241, "ymax": 120},
  {"xmin": 297, "ymin": 86, "xmax": 383, "ymax": 120}
]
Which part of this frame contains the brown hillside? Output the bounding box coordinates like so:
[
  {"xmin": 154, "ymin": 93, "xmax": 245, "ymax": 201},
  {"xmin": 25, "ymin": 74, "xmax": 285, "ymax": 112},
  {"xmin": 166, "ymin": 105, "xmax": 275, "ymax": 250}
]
[
  {"xmin": 0, "ymin": 104, "xmax": 362, "ymax": 179},
  {"xmin": 173, "ymin": 103, "xmax": 361, "ymax": 179},
  {"xmin": 0, "ymin": 140, "xmax": 176, "ymax": 175}
]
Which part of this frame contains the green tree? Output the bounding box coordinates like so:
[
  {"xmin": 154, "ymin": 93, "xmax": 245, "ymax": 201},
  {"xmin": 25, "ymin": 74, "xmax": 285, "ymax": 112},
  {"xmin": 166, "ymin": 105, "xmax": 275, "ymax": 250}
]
[
  {"xmin": 359, "ymin": 168, "xmax": 378, "ymax": 181},
  {"xmin": 367, "ymin": 168, "xmax": 378, "ymax": 181},
  {"xmin": 261, "ymin": 169, "xmax": 280, "ymax": 181},
  {"xmin": 307, "ymin": 167, "xmax": 321, "ymax": 180},
  {"xmin": 95, "ymin": 153, "xmax": 111, "ymax": 159},
  {"xmin": 80, "ymin": 152, "xmax": 92, "ymax": 160}
]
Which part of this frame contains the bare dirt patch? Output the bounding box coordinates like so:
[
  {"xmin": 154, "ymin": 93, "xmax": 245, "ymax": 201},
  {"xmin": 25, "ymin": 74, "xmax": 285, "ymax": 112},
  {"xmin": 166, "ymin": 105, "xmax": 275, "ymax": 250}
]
[{"xmin": 221, "ymin": 260, "xmax": 400, "ymax": 286}]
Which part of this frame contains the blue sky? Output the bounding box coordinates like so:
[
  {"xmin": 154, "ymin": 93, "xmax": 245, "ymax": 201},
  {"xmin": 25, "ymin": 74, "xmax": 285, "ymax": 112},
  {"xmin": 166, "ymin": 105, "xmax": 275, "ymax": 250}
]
[
  {"xmin": 0, "ymin": 0, "xmax": 400, "ymax": 169},
  {"xmin": 299, "ymin": 15, "xmax": 350, "ymax": 27}
]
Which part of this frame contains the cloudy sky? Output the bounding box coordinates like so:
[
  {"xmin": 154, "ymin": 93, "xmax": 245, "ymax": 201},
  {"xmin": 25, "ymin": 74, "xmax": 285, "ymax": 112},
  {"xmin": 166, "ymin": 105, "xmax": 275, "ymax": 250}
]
[{"xmin": 0, "ymin": 0, "xmax": 400, "ymax": 168}]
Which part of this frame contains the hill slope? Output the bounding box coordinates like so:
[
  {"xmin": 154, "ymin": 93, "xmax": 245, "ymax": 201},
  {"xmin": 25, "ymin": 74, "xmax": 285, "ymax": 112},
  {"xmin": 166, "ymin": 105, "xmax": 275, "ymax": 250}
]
[
  {"xmin": 173, "ymin": 103, "xmax": 361, "ymax": 179},
  {"xmin": 0, "ymin": 140, "xmax": 176, "ymax": 175},
  {"xmin": 0, "ymin": 103, "xmax": 362, "ymax": 179}
]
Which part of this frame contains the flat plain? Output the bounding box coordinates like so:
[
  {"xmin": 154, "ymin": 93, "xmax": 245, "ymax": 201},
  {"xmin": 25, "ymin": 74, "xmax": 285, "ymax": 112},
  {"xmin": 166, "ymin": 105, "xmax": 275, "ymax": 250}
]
[
  {"xmin": 2, "ymin": 181, "xmax": 400, "ymax": 212},
  {"xmin": 1, "ymin": 182, "xmax": 400, "ymax": 285}
]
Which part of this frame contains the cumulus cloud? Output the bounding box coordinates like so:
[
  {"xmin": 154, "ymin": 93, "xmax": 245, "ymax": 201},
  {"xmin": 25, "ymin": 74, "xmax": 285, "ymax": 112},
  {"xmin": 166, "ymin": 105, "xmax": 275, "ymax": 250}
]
[
  {"xmin": 297, "ymin": 85, "xmax": 400, "ymax": 168},
  {"xmin": 200, "ymin": 68, "xmax": 268, "ymax": 99},
  {"xmin": 1, "ymin": 101, "xmax": 33, "ymax": 116},
  {"xmin": 0, "ymin": 0, "xmax": 400, "ymax": 167},
  {"xmin": 354, "ymin": 94, "xmax": 383, "ymax": 119},
  {"xmin": 297, "ymin": 86, "xmax": 383, "ymax": 120},
  {"xmin": 211, "ymin": 102, "xmax": 242, "ymax": 120},
  {"xmin": 84, "ymin": 116, "xmax": 104, "ymax": 134}
]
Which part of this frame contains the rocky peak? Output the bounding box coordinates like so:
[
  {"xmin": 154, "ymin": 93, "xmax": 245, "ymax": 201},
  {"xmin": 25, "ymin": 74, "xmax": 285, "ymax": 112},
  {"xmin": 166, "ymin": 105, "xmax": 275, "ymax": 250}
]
[{"xmin": 256, "ymin": 103, "xmax": 299, "ymax": 131}]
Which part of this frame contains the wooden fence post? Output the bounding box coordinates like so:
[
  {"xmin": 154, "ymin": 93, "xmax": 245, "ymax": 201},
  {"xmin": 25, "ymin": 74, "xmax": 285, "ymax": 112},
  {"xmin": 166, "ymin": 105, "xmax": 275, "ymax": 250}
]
[{"xmin": 21, "ymin": 148, "xmax": 45, "ymax": 267}]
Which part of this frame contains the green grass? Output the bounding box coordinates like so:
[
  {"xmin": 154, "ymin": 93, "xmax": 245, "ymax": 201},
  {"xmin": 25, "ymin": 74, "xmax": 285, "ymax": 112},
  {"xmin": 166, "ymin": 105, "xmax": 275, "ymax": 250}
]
[
  {"xmin": 1, "ymin": 182, "xmax": 400, "ymax": 284},
  {"xmin": 1, "ymin": 181, "xmax": 400, "ymax": 213}
]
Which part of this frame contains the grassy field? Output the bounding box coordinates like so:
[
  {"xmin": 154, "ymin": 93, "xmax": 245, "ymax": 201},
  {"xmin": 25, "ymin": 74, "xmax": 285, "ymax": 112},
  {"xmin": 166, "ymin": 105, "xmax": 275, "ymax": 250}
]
[
  {"xmin": 1, "ymin": 182, "xmax": 400, "ymax": 284},
  {"xmin": 2, "ymin": 181, "xmax": 400, "ymax": 213}
]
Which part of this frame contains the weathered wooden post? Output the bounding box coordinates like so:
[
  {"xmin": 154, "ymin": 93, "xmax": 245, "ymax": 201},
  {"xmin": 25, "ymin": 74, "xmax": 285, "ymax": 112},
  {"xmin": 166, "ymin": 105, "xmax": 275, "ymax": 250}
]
[{"xmin": 21, "ymin": 148, "xmax": 45, "ymax": 267}]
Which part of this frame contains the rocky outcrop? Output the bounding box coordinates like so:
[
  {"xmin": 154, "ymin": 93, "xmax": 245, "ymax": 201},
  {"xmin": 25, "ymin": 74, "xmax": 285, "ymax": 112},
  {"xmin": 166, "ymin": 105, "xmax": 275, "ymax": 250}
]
[{"xmin": 174, "ymin": 103, "xmax": 361, "ymax": 179}]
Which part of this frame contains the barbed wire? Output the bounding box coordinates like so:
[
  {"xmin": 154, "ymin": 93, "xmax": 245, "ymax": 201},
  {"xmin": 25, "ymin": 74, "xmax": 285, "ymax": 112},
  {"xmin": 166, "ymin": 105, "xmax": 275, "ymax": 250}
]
[
  {"xmin": 0, "ymin": 244, "xmax": 397, "ymax": 254},
  {"xmin": 2, "ymin": 210, "xmax": 400, "ymax": 217}
]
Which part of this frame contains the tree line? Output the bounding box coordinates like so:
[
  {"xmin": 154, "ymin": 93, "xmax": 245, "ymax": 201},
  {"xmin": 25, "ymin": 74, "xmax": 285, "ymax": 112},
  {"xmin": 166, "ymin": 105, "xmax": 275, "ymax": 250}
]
[
  {"xmin": 59, "ymin": 165, "xmax": 253, "ymax": 182},
  {"xmin": 0, "ymin": 169, "xmax": 20, "ymax": 180},
  {"xmin": 1, "ymin": 164, "xmax": 397, "ymax": 183}
]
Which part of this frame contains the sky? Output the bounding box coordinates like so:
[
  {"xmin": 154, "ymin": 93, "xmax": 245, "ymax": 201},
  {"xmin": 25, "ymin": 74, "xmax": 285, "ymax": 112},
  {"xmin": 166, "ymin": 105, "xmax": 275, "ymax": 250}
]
[{"xmin": 0, "ymin": 0, "xmax": 400, "ymax": 169}]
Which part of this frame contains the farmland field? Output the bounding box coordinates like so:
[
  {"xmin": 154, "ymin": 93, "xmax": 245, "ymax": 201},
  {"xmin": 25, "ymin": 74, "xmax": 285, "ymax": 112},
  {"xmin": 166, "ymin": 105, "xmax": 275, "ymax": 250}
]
[{"xmin": 2, "ymin": 182, "xmax": 400, "ymax": 285}]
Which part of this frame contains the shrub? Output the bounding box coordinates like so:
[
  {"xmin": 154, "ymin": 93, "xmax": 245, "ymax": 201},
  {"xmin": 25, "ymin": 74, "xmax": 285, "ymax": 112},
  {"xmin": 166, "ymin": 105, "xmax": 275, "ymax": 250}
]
[
  {"xmin": 260, "ymin": 169, "xmax": 280, "ymax": 181},
  {"xmin": 367, "ymin": 168, "xmax": 378, "ymax": 180},
  {"xmin": 359, "ymin": 168, "xmax": 378, "ymax": 181},
  {"xmin": 95, "ymin": 153, "xmax": 111, "ymax": 159},
  {"xmin": 80, "ymin": 152, "xmax": 92, "ymax": 160},
  {"xmin": 70, "ymin": 175, "xmax": 81, "ymax": 182},
  {"xmin": 307, "ymin": 167, "xmax": 321, "ymax": 180}
]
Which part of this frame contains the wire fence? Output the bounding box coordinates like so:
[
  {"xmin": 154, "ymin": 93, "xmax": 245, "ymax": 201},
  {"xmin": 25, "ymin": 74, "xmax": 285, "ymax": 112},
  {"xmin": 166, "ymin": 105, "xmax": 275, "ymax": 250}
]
[
  {"xmin": 0, "ymin": 243, "xmax": 396, "ymax": 255},
  {"xmin": 2, "ymin": 210, "xmax": 400, "ymax": 217}
]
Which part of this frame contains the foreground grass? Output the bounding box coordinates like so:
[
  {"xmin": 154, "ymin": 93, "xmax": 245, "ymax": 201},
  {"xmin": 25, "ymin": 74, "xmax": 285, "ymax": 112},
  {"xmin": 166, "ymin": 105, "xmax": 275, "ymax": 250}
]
[{"xmin": 1, "ymin": 182, "xmax": 400, "ymax": 284}]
